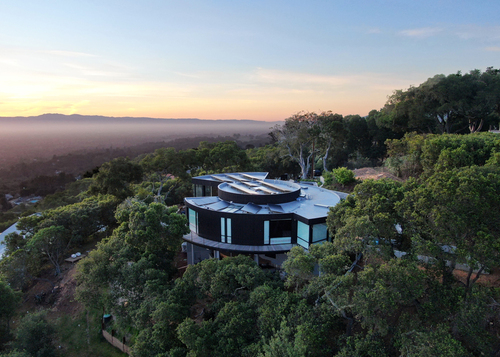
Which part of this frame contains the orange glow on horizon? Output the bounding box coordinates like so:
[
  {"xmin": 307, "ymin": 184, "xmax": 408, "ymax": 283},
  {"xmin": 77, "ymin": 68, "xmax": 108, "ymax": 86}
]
[{"xmin": 0, "ymin": 94, "xmax": 383, "ymax": 121}]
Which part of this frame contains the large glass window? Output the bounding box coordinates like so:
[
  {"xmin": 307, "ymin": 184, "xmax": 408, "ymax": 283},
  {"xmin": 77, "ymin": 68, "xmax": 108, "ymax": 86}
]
[
  {"xmin": 188, "ymin": 209, "xmax": 198, "ymax": 233},
  {"xmin": 297, "ymin": 221, "xmax": 309, "ymax": 249},
  {"xmin": 221, "ymin": 217, "xmax": 232, "ymax": 243},
  {"xmin": 312, "ymin": 223, "xmax": 328, "ymax": 244},
  {"xmin": 264, "ymin": 219, "xmax": 292, "ymax": 244}
]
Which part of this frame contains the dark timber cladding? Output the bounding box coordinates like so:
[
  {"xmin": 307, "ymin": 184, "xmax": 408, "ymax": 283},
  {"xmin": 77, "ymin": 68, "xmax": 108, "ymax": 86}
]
[{"xmin": 183, "ymin": 172, "xmax": 344, "ymax": 255}]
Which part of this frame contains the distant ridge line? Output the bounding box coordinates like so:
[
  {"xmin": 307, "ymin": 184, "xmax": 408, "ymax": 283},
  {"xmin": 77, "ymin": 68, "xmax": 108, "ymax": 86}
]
[{"xmin": 0, "ymin": 113, "xmax": 284, "ymax": 124}]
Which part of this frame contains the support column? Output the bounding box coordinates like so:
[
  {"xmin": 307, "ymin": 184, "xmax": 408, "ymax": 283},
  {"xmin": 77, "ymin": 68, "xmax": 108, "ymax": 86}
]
[
  {"xmin": 214, "ymin": 250, "xmax": 220, "ymax": 259},
  {"xmin": 254, "ymin": 254, "xmax": 259, "ymax": 264}
]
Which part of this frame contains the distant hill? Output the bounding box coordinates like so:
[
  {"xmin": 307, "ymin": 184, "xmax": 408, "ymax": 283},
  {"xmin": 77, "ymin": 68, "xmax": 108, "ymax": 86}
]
[
  {"xmin": 0, "ymin": 114, "xmax": 282, "ymax": 170},
  {"xmin": 0, "ymin": 113, "xmax": 281, "ymax": 126}
]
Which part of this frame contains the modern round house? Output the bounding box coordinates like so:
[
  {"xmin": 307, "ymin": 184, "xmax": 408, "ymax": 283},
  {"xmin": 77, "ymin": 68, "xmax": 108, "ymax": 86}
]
[{"xmin": 183, "ymin": 172, "xmax": 347, "ymax": 266}]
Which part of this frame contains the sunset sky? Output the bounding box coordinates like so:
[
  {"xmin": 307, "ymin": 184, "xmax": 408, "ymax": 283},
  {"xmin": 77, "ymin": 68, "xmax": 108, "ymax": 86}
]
[{"xmin": 1, "ymin": 0, "xmax": 499, "ymax": 121}]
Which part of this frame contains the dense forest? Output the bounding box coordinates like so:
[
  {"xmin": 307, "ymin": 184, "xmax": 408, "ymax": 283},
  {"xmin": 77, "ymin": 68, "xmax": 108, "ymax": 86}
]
[{"xmin": 1, "ymin": 68, "xmax": 500, "ymax": 356}]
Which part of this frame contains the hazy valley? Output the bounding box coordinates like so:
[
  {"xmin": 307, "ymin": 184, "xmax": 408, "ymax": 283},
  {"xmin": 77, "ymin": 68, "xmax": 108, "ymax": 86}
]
[{"xmin": 0, "ymin": 114, "xmax": 281, "ymax": 170}]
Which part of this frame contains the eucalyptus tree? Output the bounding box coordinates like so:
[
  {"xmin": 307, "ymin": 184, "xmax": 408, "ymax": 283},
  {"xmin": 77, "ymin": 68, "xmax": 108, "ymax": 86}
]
[
  {"xmin": 315, "ymin": 111, "xmax": 345, "ymax": 172},
  {"xmin": 270, "ymin": 112, "xmax": 319, "ymax": 179}
]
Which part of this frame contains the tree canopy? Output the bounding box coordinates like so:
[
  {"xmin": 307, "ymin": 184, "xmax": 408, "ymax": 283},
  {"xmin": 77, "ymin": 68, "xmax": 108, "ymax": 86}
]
[{"xmin": 380, "ymin": 68, "xmax": 500, "ymax": 134}]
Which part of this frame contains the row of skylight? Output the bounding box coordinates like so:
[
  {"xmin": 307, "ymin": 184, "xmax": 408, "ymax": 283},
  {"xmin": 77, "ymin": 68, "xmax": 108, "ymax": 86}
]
[{"xmin": 211, "ymin": 173, "xmax": 295, "ymax": 195}]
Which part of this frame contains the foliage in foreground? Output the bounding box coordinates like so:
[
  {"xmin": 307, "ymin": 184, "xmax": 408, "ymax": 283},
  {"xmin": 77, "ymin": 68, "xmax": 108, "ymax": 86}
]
[
  {"xmin": 326, "ymin": 167, "xmax": 500, "ymax": 355},
  {"xmin": 11, "ymin": 312, "xmax": 57, "ymax": 357}
]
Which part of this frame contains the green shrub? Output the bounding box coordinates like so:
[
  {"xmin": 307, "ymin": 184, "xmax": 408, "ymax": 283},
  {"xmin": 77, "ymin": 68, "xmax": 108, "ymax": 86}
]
[
  {"xmin": 14, "ymin": 312, "xmax": 56, "ymax": 357},
  {"xmin": 332, "ymin": 167, "xmax": 355, "ymax": 186},
  {"xmin": 322, "ymin": 172, "xmax": 337, "ymax": 187}
]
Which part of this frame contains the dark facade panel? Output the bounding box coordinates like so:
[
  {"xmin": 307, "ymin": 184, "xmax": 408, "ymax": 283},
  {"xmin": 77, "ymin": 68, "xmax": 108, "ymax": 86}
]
[
  {"xmin": 229, "ymin": 213, "xmax": 265, "ymax": 245},
  {"xmin": 186, "ymin": 201, "xmax": 301, "ymax": 247},
  {"xmin": 196, "ymin": 207, "xmax": 221, "ymax": 241}
]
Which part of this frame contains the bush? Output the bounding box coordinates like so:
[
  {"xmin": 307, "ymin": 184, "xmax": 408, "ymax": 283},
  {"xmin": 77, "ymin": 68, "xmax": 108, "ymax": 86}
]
[
  {"xmin": 332, "ymin": 167, "xmax": 355, "ymax": 186},
  {"xmin": 322, "ymin": 172, "xmax": 337, "ymax": 187},
  {"xmin": 14, "ymin": 312, "xmax": 56, "ymax": 357}
]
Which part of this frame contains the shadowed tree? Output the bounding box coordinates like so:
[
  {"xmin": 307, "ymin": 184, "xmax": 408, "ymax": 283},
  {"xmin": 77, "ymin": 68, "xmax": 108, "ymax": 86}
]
[
  {"xmin": 27, "ymin": 225, "xmax": 70, "ymax": 275},
  {"xmin": 88, "ymin": 157, "xmax": 143, "ymax": 199},
  {"xmin": 0, "ymin": 278, "xmax": 21, "ymax": 346},
  {"xmin": 13, "ymin": 312, "xmax": 56, "ymax": 357}
]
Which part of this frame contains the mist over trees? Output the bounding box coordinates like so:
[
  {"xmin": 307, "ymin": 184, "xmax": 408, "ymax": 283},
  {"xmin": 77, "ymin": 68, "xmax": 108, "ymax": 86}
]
[{"xmin": 0, "ymin": 114, "xmax": 281, "ymax": 171}]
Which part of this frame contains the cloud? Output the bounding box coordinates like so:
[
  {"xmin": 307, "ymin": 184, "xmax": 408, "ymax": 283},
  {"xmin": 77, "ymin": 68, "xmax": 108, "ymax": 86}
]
[
  {"xmin": 392, "ymin": 24, "xmax": 500, "ymax": 43},
  {"xmin": 455, "ymin": 25, "xmax": 500, "ymax": 42},
  {"xmin": 0, "ymin": 58, "xmax": 19, "ymax": 67},
  {"xmin": 399, "ymin": 27, "xmax": 442, "ymax": 38},
  {"xmin": 45, "ymin": 50, "xmax": 97, "ymax": 58},
  {"xmin": 253, "ymin": 68, "xmax": 353, "ymax": 87},
  {"xmin": 172, "ymin": 71, "xmax": 206, "ymax": 79},
  {"xmin": 367, "ymin": 28, "xmax": 382, "ymax": 34},
  {"xmin": 485, "ymin": 46, "xmax": 500, "ymax": 52},
  {"xmin": 62, "ymin": 63, "xmax": 129, "ymax": 78}
]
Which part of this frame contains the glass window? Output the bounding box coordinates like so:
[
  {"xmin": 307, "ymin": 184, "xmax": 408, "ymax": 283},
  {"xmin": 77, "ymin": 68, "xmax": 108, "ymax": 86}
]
[
  {"xmin": 221, "ymin": 217, "xmax": 232, "ymax": 244},
  {"xmin": 312, "ymin": 223, "xmax": 328, "ymax": 243},
  {"xmin": 297, "ymin": 221, "xmax": 309, "ymax": 241},
  {"xmin": 264, "ymin": 219, "xmax": 292, "ymax": 245},
  {"xmin": 221, "ymin": 217, "xmax": 225, "ymax": 243},
  {"xmin": 297, "ymin": 237, "xmax": 309, "ymax": 249},
  {"xmin": 189, "ymin": 209, "xmax": 198, "ymax": 233},
  {"xmin": 270, "ymin": 220, "xmax": 292, "ymax": 238},
  {"xmin": 270, "ymin": 237, "xmax": 291, "ymax": 244},
  {"xmin": 264, "ymin": 221, "xmax": 269, "ymax": 244},
  {"xmin": 297, "ymin": 221, "xmax": 309, "ymax": 249},
  {"xmin": 195, "ymin": 184, "xmax": 204, "ymax": 197}
]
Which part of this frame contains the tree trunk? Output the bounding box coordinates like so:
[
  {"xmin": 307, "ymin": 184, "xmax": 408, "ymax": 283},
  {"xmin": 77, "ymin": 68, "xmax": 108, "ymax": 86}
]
[{"xmin": 322, "ymin": 141, "xmax": 331, "ymax": 172}]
